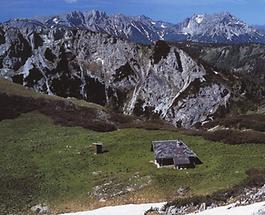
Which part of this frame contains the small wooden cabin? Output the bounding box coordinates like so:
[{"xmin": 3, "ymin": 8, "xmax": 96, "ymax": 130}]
[
  {"xmin": 151, "ymin": 140, "xmax": 202, "ymax": 169},
  {"xmin": 93, "ymin": 143, "xmax": 103, "ymax": 154}
]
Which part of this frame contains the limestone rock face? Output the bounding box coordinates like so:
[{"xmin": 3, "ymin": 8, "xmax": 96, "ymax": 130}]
[
  {"xmin": 178, "ymin": 42, "xmax": 265, "ymax": 113},
  {"xmin": 0, "ymin": 25, "xmax": 230, "ymax": 128}
]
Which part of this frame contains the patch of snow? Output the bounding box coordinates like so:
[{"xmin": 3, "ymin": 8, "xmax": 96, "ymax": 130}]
[
  {"xmin": 60, "ymin": 201, "xmax": 265, "ymax": 215},
  {"xmin": 195, "ymin": 15, "xmax": 204, "ymax": 24},
  {"xmin": 188, "ymin": 201, "xmax": 265, "ymax": 215},
  {"xmin": 157, "ymin": 31, "xmax": 165, "ymax": 40},
  {"xmin": 53, "ymin": 17, "xmax": 59, "ymax": 24},
  {"xmin": 161, "ymin": 24, "xmax": 166, "ymax": 28},
  {"xmin": 141, "ymin": 25, "xmax": 150, "ymax": 39},
  {"xmin": 151, "ymin": 21, "xmax": 156, "ymax": 25},
  {"xmin": 60, "ymin": 202, "xmax": 166, "ymax": 215},
  {"xmin": 131, "ymin": 23, "xmax": 143, "ymax": 35}
]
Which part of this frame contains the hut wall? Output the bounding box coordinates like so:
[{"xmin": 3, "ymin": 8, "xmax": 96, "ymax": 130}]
[
  {"xmin": 157, "ymin": 158, "xmax": 174, "ymax": 166},
  {"xmin": 175, "ymin": 163, "xmax": 195, "ymax": 169},
  {"xmin": 93, "ymin": 144, "xmax": 103, "ymax": 154}
]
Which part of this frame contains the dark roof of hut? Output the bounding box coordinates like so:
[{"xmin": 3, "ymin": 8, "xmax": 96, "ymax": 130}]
[{"xmin": 152, "ymin": 140, "xmax": 198, "ymax": 160}]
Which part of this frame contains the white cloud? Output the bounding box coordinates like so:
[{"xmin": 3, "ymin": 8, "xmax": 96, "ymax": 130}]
[{"xmin": 64, "ymin": 0, "xmax": 78, "ymax": 3}]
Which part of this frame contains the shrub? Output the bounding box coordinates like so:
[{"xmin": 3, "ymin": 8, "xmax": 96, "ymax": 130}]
[
  {"xmin": 183, "ymin": 127, "xmax": 265, "ymax": 145},
  {"xmin": 203, "ymin": 130, "xmax": 265, "ymax": 145}
]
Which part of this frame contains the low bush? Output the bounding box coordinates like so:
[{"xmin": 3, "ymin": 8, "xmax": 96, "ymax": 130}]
[
  {"xmin": 183, "ymin": 128, "xmax": 265, "ymax": 145},
  {"xmin": 0, "ymin": 93, "xmax": 117, "ymax": 132},
  {"xmin": 203, "ymin": 130, "xmax": 265, "ymax": 144}
]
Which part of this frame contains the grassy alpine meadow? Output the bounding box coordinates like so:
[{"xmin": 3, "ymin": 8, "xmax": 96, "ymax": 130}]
[{"xmin": 0, "ymin": 111, "xmax": 265, "ymax": 214}]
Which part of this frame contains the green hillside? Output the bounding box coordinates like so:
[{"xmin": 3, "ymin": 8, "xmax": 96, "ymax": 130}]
[
  {"xmin": 0, "ymin": 78, "xmax": 104, "ymax": 110},
  {"xmin": 0, "ymin": 78, "xmax": 265, "ymax": 214},
  {"xmin": 0, "ymin": 111, "xmax": 265, "ymax": 214}
]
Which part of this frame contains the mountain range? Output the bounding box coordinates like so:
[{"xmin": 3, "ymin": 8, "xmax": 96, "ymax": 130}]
[{"xmin": 2, "ymin": 10, "xmax": 265, "ymax": 44}]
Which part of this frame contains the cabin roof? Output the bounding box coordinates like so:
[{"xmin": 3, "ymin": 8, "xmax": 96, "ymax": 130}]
[{"xmin": 152, "ymin": 140, "xmax": 198, "ymax": 159}]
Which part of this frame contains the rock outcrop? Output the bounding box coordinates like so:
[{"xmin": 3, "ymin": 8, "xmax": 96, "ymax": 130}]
[
  {"xmin": 0, "ymin": 25, "xmax": 230, "ymax": 128},
  {"xmin": 159, "ymin": 184, "xmax": 265, "ymax": 215},
  {"xmin": 178, "ymin": 42, "xmax": 265, "ymax": 113}
]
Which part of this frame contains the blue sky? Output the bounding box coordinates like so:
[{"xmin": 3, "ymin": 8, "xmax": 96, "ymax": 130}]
[{"xmin": 0, "ymin": 0, "xmax": 265, "ymax": 25}]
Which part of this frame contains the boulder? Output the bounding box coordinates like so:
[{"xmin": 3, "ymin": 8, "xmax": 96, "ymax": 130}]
[{"xmin": 30, "ymin": 203, "xmax": 49, "ymax": 214}]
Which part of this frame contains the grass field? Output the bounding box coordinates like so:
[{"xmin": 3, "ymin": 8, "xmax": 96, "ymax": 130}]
[{"xmin": 0, "ymin": 111, "xmax": 265, "ymax": 214}]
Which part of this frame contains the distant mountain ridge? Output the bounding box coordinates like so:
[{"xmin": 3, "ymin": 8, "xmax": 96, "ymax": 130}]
[
  {"xmin": 2, "ymin": 10, "xmax": 265, "ymax": 44},
  {"xmin": 255, "ymin": 25, "xmax": 265, "ymax": 34}
]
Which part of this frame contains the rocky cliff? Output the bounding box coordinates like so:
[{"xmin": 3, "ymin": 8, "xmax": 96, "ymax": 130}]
[
  {"xmin": 0, "ymin": 25, "xmax": 230, "ymax": 128},
  {"xmin": 178, "ymin": 42, "xmax": 265, "ymax": 113}
]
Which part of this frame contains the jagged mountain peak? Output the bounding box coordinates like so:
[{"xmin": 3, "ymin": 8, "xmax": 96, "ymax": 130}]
[
  {"xmin": 44, "ymin": 9, "xmax": 108, "ymax": 28},
  {"xmin": 185, "ymin": 12, "xmax": 247, "ymax": 28},
  {"xmin": 190, "ymin": 12, "xmax": 237, "ymax": 21},
  {"xmin": 90, "ymin": 9, "xmax": 107, "ymax": 16},
  {"xmin": 132, "ymin": 14, "xmax": 152, "ymax": 21},
  {"xmin": 180, "ymin": 11, "xmax": 262, "ymax": 43}
]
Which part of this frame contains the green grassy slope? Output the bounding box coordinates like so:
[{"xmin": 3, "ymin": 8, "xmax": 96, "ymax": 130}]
[
  {"xmin": 0, "ymin": 78, "xmax": 104, "ymax": 110},
  {"xmin": 0, "ymin": 112, "xmax": 265, "ymax": 214}
]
